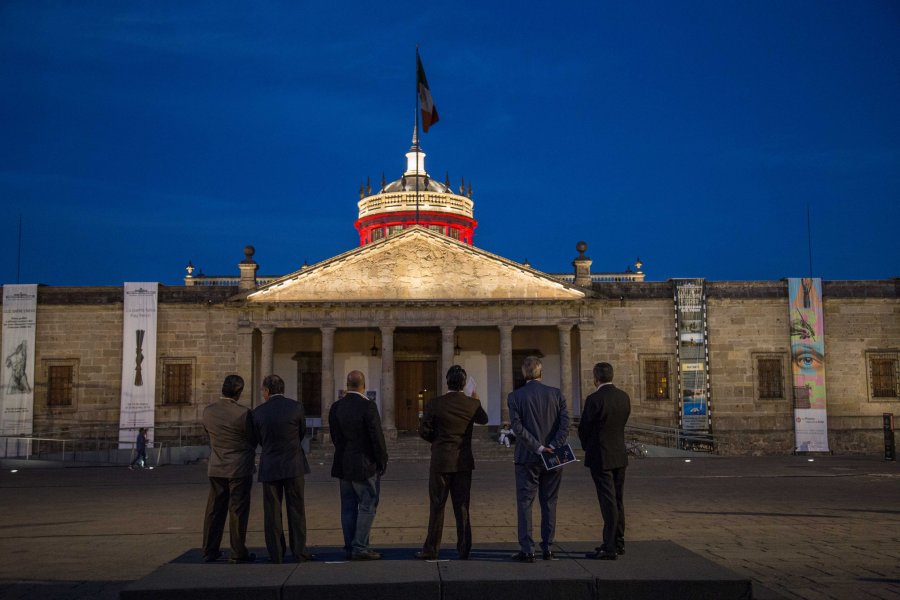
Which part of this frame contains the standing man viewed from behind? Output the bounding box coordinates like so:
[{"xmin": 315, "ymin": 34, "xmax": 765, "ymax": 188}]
[
  {"xmin": 416, "ymin": 365, "xmax": 489, "ymax": 560},
  {"xmin": 200, "ymin": 374, "xmax": 256, "ymax": 563},
  {"xmin": 507, "ymin": 356, "xmax": 570, "ymax": 562},
  {"xmin": 578, "ymin": 362, "xmax": 631, "ymax": 560},
  {"xmin": 252, "ymin": 374, "xmax": 313, "ymax": 564},
  {"xmin": 328, "ymin": 370, "xmax": 388, "ymax": 561}
]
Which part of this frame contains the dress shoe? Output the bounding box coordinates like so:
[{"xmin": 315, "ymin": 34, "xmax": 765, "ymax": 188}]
[
  {"xmin": 414, "ymin": 551, "xmax": 439, "ymax": 560},
  {"xmin": 294, "ymin": 552, "xmax": 315, "ymax": 562},
  {"xmin": 351, "ymin": 549, "xmax": 381, "ymax": 561},
  {"xmin": 542, "ymin": 550, "xmax": 556, "ymax": 560},
  {"xmin": 229, "ymin": 552, "xmax": 256, "ymax": 564},
  {"xmin": 617, "ymin": 546, "xmax": 625, "ymax": 556},
  {"xmin": 202, "ymin": 550, "xmax": 223, "ymax": 563},
  {"xmin": 510, "ymin": 551, "xmax": 535, "ymax": 563},
  {"xmin": 585, "ymin": 548, "xmax": 617, "ymax": 560}
]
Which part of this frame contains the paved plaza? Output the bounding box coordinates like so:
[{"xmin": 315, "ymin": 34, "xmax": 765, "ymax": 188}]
[{"xmin": 0, "ymin": 453, "xmax": 897, "ymax": 599}]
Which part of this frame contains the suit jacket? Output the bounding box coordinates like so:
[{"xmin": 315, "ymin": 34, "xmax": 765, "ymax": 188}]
[
  {"xmin": 578, "ymin": 383, "xmax": 632, "ymax": 471},
  {"xmin": 252, "ymin": 394, "xmax": 310, "ymax": 482},
  {"xmin": 202, "ymin": 397, "xmax": 256, "ymax": 479},
  {"xmin": 419, "ymin": 391, "xmax": 489, "ymax": 473},
  {"xmin": 328, "ymin": 391, "xmax": 388, "ymax": 481},
  {"xmin": 507, "ymin": 380, "xmax": 570, "ymax": 465}
]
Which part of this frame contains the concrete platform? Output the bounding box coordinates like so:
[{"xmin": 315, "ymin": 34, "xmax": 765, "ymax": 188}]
[{"xmin": 120, "ymin": 541, "xmax": 753, "ymax": 600}]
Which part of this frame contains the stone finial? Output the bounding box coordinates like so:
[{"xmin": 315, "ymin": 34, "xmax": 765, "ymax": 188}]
[
  {"xmin": 359, "ymin": 184, "xmax": 364, "ymax": 199},
  {"xmin": 184, "ymin": 261, "xmax": 195, "ymax": 286},
  {"xmin": 460, "ymin": 176, "xmax": 465, "ymax": 195},
  {"xmin": 445, "ymin": 171, "xmax": 450, "ymax": 188},
  {"xmin": 635, "ymin": 256, "xmax": 643, "ymax": 273},
  {"xmin": 381, "ymin": 172, "xmax": 386, "ymax": 191},
  {"xmin": 573, "ymin": 241, "xmax": 593, "ymax": 287},
  {"xmin": 366, "ymin": 176, "xmax": 371, "ymax": 195},
  {"xmin": 467, "ymin": 182, "xmax": 472, "ymax": 198},
  {"xmin": 239, "ymin": 245, "xmax": 258, "ymax": 291}
]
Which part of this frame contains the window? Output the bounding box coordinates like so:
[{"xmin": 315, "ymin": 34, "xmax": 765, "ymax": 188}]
[
  {"xmin": 370, "ymin": 228, "xmax": 384, "ymax": 241},
  {"xmin": 428, "ymin": 224, "xmax": 443, "ymax": 234},
  {"xmin": 47, "ymin": 365, "xmax": 74, "ymax": 406},
  {"xmin": 42, "ymin": 358, "xmax": 79, "ymax": 408},
  {"xmin": 387, "ymin": 225, "xmax": 403, "ymax": 236},
  {"xmin": 164, "ymin": 363, "xmax": 192, "ymax": 405},
  {"xmin": 867, "ymin": 352, "xmax": 899, "ymax": 399},
  {"xmin": 639, "ymin": 355, "xmax": 673, "ymax": 402},
  {"xmin": 644, "ymin": 359, "xmax": 670, "ymax": 400},
  {"xmin": 757, "ymin": 358, "xmax": 784, "ymax": 399},
  {"xmin": 449, "ymin": 228, "xmax": 461, "ymax": 240}
]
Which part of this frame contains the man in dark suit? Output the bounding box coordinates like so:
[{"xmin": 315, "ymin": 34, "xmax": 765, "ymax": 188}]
[
  {"xmin": 201, "ymin": 374, "xmax": 257, "ymax": 563},
  {"xmin": 578, "ymin": 362, "xmax": 631, "ymax": 560},
  {"xmin": 252, "ymin": 374, "xmax": 313, "ymax": 564},
  {"xmin": 328, "ymin": 370, "xmax": 388, "ymax": 561},
  {"xmin": 507, "ymin": 356, "xmax": 570, "ymax": 562},
  {"xmin": 415, "ymin": 365, "xmax": 489, "ymax": 560}
]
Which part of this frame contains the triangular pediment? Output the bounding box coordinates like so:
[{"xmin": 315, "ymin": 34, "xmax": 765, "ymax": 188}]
[{"xmin": 246, "ymin": 227, "xmax": 585, "ymax": 303}]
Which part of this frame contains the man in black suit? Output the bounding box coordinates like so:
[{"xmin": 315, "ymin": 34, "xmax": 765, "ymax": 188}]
[
  {"xmin": 507, "ymin": 356, "xmax": 570, "ymax": 562},
  {"xmin": 415, "ymin": 365, "xmax": 489, "ymax": 560},
  {"xmin": 252, "ymin": 374, "xmax": 313, "ymax": 563},
  {"xmin": 328, "ymin": 370, "xmax": 388, "ymax": 561},
  {"xmin": 201, "ymin": 374, "xmax": 257, "ymax": 563},
  {"xmin": 578, "ymin": 362, "xmax": 631, "ymax": 560}
]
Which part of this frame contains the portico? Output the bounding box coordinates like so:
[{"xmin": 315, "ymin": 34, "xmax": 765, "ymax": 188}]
[{"xmin": 232, "ymin": 227, "xmax": 589, "ymax": 438}]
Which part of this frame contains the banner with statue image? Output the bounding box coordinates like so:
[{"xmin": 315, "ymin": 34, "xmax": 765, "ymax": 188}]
[
  {"xmin": 0, "ymin": 284, "xmax": 38, "ymax": 457},
  {"xmin": 118, "ymin": 283, "xmax": 158, "ymax": 450},
  {"xmin": 788, "ymin": 278, "xmax": 829, "ymax": 452}
]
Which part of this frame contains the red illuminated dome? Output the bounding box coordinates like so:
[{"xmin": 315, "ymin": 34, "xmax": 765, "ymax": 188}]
[{"xmin": 355, "ymin": 129, "xmax": 477, "ymax": 246}]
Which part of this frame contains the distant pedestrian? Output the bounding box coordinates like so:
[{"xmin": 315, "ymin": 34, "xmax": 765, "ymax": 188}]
[
  {"xmin": 129, "ymin": 427, "xmax": 147, "ymax": 469},
  {"xmin": 328, "ymin": 370, "xmax": 388, "ymax": 560},
  {"xmin": 201, "ymin": 374, "xmax": 257, "ymax": 563},
  {"xmin": 252, "ymin": 374, "xmax": 313, "ymax": 564},
  {"xmin": 579, "ymin": 362, "xmax": 631, "ymax": 560},
  {"xmin": 415, "ymin": 365, "xmax": 488, "ymax": 560}
]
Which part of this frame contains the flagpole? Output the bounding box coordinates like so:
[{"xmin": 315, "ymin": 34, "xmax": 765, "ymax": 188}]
[{"xmin": 415, "ymin": 46, "xmax": 420, "ymax": 225}]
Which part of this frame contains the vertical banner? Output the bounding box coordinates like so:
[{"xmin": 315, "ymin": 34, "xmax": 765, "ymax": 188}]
[
  {"xmin": 674, "ymin": 279, "xmax": 711, "ymax": 434},
  {"xmin": 118, "ymin": 283, "xmax": 158, "ymax": 449},
  {"xmin": 788, "ymin": 278, "xmax": 829, "ymax": 452},
  {"xmin": 0, "ymin": 284, "xmax": 38, "ymax": 457}
]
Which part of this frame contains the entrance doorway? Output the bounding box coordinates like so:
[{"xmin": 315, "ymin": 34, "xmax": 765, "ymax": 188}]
[{"xmin": 395, "ymin": 360, "xmax": 439, "ymax": 431}]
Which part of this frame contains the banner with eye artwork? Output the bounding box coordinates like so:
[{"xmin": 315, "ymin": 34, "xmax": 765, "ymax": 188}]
[
  {"xmin": 788, "ymin": 278, "xmax": 829, "ymax": 453},
  {"xmin": 674, "ymin": 279, "xmax": 711, "ymax": 434}
]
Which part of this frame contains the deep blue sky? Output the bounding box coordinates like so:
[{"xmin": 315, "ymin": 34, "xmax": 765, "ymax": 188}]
[{"xmin": 2, "ymin": 1, "xmax": 898, "ymax": 286}]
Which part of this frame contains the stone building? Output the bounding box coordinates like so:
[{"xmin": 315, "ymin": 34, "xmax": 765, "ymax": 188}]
[{"xmin": 3, "ymin": 139, "xmax": 898, "ymax": 455}]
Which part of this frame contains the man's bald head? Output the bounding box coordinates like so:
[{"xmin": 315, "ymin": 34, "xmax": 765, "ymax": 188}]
[{"xmin": 346, "ymin": 370, "xmax": 366, "ymax": 392}]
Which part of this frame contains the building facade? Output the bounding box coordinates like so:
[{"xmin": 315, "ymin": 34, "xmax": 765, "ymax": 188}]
[{"xmin": 2, "ymin": 140, "xmax": 898, "ymax": 455}]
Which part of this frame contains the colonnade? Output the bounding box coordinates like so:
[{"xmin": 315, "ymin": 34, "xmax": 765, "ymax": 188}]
[{"xmin": 252, "ymin": 323, "xmax": 577, "ymax": 437}]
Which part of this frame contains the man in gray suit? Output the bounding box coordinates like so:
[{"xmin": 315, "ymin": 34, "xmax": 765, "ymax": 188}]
[
  {"xmin": 201, "ymin": 374, "xmax": 257, "ymax": 563},
  {"xmin": 578, "ymin": 362, "xmax": 631, "ymax": 560},
  {"xmin": 252, "ymin": 374, "xmax": 313, "ymax": 564},
  {"xmin": 328, "ymin": 370, "xmax": 388, "ymax": 561},
  {"xmin": 507, "ymin": 356, "xmax": 570, "ymax": 562}
]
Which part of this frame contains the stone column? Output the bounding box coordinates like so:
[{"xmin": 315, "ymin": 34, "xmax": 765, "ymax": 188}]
[
  {"xmin": 259, "ymin": 324, "xmax": 275, "ymax": 381},
  {"xmin": 236, "ymin": 322, "xmax": 255, "ymax": 407},
  {"xmin": 441, "ymin": 325, "xmax": 456, "ymax": 392},
  {"xmin": 380, "ymin": 326, "xmax": 396, "ymax": 439},
  {"xmin": 319, "ymin": 326, "xmax": 336, "ymax": 440},
  {"xmin": 558, "ymin": 323, "xmax": 574, "ymax": 420},
  {"xmin": 576, "ymin": 323, "xmax": 595, "ymax": 418},
  {"xmin": 499, "ymin": 325, "xmax": 514, "ymax": 425}
]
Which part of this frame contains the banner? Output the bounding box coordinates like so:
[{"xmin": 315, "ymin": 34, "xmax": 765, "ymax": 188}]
[
  {"xmin": 788, "ymin": 278, "xmax": 829, "ymax": 452},
  {"xmin": 118, "ymin": 283, "xmax": 158, "ymax": 449},
  {"xmin": 0, "ymin": 284, "xmax": 38, "ymax": 457},
  {"xmin": 674, "ymin": 279, "xmax": 711, "ymax": 433}
]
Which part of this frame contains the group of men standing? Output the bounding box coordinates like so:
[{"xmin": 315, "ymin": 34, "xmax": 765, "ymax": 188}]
[{"xmin": 200, "ymin": 356, "xmax": 631, "ymax": 564}]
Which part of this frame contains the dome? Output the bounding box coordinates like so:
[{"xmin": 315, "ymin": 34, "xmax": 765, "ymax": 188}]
[{"xmin": 355, "ymin": 128, "xmax": 478, "ymax": 247}]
